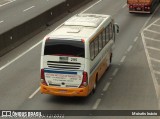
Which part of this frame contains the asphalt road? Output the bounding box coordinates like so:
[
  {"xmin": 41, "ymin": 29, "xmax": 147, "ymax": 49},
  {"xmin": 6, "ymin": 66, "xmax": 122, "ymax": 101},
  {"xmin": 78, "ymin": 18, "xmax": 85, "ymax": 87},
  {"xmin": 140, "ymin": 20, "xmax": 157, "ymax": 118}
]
[
  {"xmin": 0, "ymin": 0, "xmax": 160, "ymax": 119},
  {"xmin": 0, "ymin": 0, "xmax": 65, "ymax": 34}
]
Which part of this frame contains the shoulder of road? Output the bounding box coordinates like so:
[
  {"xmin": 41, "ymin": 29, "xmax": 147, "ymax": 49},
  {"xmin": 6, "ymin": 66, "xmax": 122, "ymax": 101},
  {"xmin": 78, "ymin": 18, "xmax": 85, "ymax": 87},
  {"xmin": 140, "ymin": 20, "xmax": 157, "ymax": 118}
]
[{"xmin": 142, "ymin": 16, "xmax": 160, "ymax": 90}]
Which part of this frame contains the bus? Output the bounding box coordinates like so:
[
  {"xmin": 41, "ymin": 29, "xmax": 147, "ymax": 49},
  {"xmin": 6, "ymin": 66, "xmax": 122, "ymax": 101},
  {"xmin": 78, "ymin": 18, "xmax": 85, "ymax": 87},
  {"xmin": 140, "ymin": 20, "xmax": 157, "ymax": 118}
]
[{"xmin": 40, "ymin": 13, "xmax": 119, "ymax": 97}]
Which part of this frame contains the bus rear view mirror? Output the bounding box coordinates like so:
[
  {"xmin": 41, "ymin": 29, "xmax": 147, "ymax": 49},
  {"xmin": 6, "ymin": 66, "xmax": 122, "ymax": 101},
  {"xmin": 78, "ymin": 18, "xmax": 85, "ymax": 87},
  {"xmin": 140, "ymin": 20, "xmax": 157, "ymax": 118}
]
[{"xmin": 114, "ymin": 23, "xmax": 119, "ymax": 34}]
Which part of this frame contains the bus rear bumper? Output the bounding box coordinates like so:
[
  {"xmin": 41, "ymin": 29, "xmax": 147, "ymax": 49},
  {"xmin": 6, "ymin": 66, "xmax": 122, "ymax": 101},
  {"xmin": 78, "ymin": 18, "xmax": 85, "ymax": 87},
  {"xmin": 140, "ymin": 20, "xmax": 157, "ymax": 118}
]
[
  {"xmin": 129, "ymin": 10, "xmax": 151, "ymax": 13},
  {"xmin": 40, "ymin": 84, "xmax": 89, "ymax": 97}
]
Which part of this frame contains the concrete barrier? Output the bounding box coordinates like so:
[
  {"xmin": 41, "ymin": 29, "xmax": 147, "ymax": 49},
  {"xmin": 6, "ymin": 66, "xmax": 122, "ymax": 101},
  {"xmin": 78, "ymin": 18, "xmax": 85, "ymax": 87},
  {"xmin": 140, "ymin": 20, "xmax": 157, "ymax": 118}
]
[{"xmin": 0, "ymin": 0, "xmax": 92, "ymax": 56}]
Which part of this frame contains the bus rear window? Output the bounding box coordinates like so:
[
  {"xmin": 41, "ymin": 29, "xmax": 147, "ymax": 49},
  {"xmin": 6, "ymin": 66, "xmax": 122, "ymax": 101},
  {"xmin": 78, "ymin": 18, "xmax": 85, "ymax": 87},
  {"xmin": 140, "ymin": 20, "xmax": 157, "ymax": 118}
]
[{"xmin": 44, "ymin": 39, "xmax": 85, "ymax": 57}]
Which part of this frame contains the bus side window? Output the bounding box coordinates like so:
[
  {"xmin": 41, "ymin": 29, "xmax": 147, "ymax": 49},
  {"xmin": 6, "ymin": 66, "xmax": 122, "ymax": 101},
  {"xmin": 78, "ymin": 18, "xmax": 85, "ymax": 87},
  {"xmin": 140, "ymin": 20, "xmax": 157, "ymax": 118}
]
[
  {"xmin": 90, "ymin": 41, "xmax": 95, "ymax": 60},
  {"xmin": 98, "ymin": 33, "xmax": 103, "ymax": 52},
  {"xmin": 102, "ymin": 30, "xmax": 106, "ymax": 47},
  {"xmin": 95, "ymin": 38, "xmax": 99, "ymax": 57},
  {"xmin": 105, "ymin": 26, "xmax": 109, "ymax": 43},
  {"xmin": 109, "ymin": 23, "xmax": 113, "ymax": 40}
]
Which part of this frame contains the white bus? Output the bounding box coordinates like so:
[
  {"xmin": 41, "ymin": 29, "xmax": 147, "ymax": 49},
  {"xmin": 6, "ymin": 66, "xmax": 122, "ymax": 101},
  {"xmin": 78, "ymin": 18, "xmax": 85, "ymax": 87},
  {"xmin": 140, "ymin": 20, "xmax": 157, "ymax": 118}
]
[{"xmin": 40, "ymin": 13, "xmax": 119, "ymax": 96}]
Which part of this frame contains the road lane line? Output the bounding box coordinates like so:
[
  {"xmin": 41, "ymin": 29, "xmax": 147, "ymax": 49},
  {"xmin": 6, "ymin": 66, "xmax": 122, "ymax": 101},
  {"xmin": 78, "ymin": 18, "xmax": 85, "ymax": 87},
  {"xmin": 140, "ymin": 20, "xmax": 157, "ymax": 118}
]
[
  {"xmin": 92, "ymin": 99, "xmax": 101, "ymax": 110},
  {"xmin": 145, "ymin": 18, "xmax": 160, "ymax": 30},
  {"xmin": 0, "ymin": 0, "xmax": 16, "ymax": 7},
  {"xmin": 23, "ymin": 6, "xmax": 35, "ymax": 12},
  {"xmin": 145, "ymin": 37, "xmax": 160, "ymax": 42},
  {"xmin": 80, "ymin": 0, "xmax": 102, "ymax": 13},
  {"xmin": 112, "ymin": 68, "xmax": 119, "ymax": 77},
  {"xmin": 120, "ymin": 56, "xmax": 126, "ymax": 63},
  {"xmin": 152, "ymin": 18, "xmax": 160, "ymax": 24},
  {"xmin": 127, "ymin": 45, "xmax": 133, "ymax": 52},
  {"xmin": 103, "ymin": 82, "xmax": 110, "ymax": 92},
  {"xmin": 145, "ymin": 29, "xmax": 160, "ymax": 35},
  {"xmin": 153, "ymin": 24, "xmax": 160, "ymax": 27},
  {"xmin": 154, "ymin": 19, "xmax": 160, "ymax": 26},
  {"xmin": 151, "ymin": 58, "xmax": 160, "ymax": 63},
  {"xmin": 122, "ymin": 4, "xmax": 127, "ymax": 8},
  {"xmin": 134, "ymin": 37, "xmax": 138, "ymax": 42},
  {"xmin": 147, "ymin": 46, "xmax": 160, "ymax": 52},
  {"xmin": 154, "ymin": 70, "xmax": 160, "ymax": 75},
  {"xmin": 0, "ymin": 40, "xmax": 42, "ymax": 71},
  {"xmin": 144, "ymin": 22, "xmax": 155, "ymax": 31},
  {"xmin": 141, "ymin": 33, "xmax": 159, "ymax": 100},
  {"xmin": 29, "ymin": 87, "xmax": 40, "ymax": 99},
  {"xmin": 0, "ymin": 20, "xmax": 4, "ymax": 24}
]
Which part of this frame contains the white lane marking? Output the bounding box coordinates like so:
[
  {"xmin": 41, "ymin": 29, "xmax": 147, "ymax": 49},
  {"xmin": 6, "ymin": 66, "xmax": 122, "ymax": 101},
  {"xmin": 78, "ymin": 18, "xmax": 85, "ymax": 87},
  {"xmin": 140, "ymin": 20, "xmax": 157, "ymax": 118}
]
[
  {"xmin": 122, "ymin": 4, "xmax": 127, "ymax": 8},
  {"xmin": 134, "ymin": 37, "xmax": 138, "ymax": 42},
  {"xmin": 92, "ymin": 99, "xmax": 101, "ymax": 110},
  {"xmin": 154, "ymin": 70, "xmax": 160, "ymax": 75},
  {"xmin": 127, "ymin": 45, "xmax": 133, "ymax": 52},
  {"xmin": 120, "ymin": 56, "xmax": 126, "ymax": 63},
  {"xmin": 145, "ymin": 18, "xmax": 160, "ymax": 30},
  {"xmin": 152, "ymin": 18, "xmax": 160, "ymax": 24},
  {"xmin": 0, "ymin": 40, "xmax": 42, "ymax": 71},
  {"xmin": 29, "ymin": 87, "xmax": 40, "ymax": 99},
  {"xmin": 154, "ymin": 19, "xmax": 160, "ymax": 26},
  {"xmin": 153, "ymin": 24, "xmax": 160, "ymax": 27},
  {"xmin": 147, "ymin": 46, "xmax": 160, "ymax": 52},
  {"xmin": 80, "ymin": 0, "xmax": 102, "ymax": 13},
  {"xmin": 151, "ymin": 57, "xmax": 160, "ymax": 63},
  {"xmin": 0, "ymin": 20, "xmax": 4, "ymax": 24},
  {"xmin": 103, "ymin": 82, "xmax": 110, "ymax": 92},
  {"xmin": 145, "ymin": 29, "xmax": 160, "ymax": 35},
  {"xmin": 145, "ymin": 36, "xmax": 160, "ymax": 42},
  {"xmin": 23, "ymin": 6, "xmax": 35, "ymax": 12},
  {"xmin": 0, "ymin": 0, "xmax": 16, "ymax": 7},
  {"xmin": 112, "ymin": 68, "xmax": 119, "ymax": 77},
  {"xmin": 140, "ymin": 5, "xmax": 160, "ymax": 33},
  {"xmin": 141, "ymin": 33, "xmax": 159, "ymax": 99}
]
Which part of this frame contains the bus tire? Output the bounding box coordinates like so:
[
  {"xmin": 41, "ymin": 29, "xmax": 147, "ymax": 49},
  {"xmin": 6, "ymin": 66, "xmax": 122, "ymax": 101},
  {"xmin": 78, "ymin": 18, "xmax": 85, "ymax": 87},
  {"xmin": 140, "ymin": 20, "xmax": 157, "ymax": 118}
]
[{"xmin": 92, "ymin": 75, "xmax": 98, "ymax": 94}]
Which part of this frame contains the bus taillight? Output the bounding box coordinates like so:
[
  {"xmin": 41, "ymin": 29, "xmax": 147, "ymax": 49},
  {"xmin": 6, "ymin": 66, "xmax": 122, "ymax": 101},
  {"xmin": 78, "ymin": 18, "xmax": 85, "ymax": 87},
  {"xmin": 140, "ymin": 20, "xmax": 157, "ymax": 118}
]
[
  {"xmin": 144, "ymin": 6, "xmax": 150, "ymax": 10},
  {"xmin": 45, "ymin": 37, "xmax": 50, "ymax": 41},
  {"xmin": 81, "ymin": 39, "xmax": 85, "ymax": 43},
  {"xmin": 129, "ymin": 5, "xmax": 133, "ymax": 8},
  {"xmin": 41, "ymin": 69, "xmax": 48, "ymax": 86},
  {"xmin": 80, "ymin": 71, "xmax": 88, "ymax": 87}
]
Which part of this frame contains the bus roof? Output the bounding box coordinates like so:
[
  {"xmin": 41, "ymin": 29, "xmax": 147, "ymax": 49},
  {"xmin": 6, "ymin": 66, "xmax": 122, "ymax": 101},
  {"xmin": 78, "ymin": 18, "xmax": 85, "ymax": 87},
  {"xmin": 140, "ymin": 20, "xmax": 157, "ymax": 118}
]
[{"xmin": 47, "ymin": 13, "xmax": 111, "ymax": 40}]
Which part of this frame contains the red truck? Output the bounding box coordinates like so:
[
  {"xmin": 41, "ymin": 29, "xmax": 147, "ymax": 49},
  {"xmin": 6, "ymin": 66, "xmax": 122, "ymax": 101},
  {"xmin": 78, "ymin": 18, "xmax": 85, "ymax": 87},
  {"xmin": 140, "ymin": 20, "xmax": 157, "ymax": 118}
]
[{"xmin": 127, "ymin": 0, "xmax": 159, "ymax": 13}]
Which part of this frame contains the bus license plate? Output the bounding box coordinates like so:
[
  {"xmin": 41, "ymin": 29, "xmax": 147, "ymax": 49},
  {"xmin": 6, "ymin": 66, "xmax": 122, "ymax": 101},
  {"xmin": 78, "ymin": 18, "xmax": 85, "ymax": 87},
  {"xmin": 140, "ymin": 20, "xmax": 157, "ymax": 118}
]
[
  {"xmin": 59, "ymin": 57, "xmax": 68, "ymax": 62},
  {"xmin": 137, "ymin": 7, "xmax": 141, "ymax": 11}
]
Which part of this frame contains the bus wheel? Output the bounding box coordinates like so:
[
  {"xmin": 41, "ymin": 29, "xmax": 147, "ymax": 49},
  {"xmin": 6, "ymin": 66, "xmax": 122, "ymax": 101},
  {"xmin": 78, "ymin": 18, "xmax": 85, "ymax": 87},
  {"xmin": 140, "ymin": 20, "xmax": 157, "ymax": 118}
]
[{"xmin": 92, "ymin": 75, "xmax": 98, "ymax": 94}]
